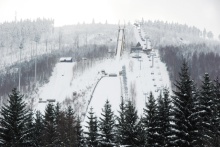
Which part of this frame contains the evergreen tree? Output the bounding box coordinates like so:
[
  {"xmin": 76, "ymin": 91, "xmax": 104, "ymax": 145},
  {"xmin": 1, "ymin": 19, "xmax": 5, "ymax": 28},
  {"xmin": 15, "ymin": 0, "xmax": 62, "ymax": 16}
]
[
  {"xmin": 24, "ymin": 110, "xmax": 35, "ymax": 146},
  {"xmin": 0, "ymin": 88, "xmax": 30, "ymax": 146},
  {"xmin": 171, "ymin": 60, "xmax": 196, "ymax": 147},
  {"xmin": 75, "ymin": 116, "xmax": 84, "ymax": 147},
  {"xmin": 212, "ymin": 77, "xmax": 220, "ymax": 147},
  {"xmin": 197, "ymin": 73, "xmax": 215, "ymax": 146},
  {"xmin": 65, "ymin": 105, "xmax": 76, "ymax": 146},
  {"xmin": 116, "ymin": 97, "xmax": 126, "ymax": 145},
  {"xmin": 156, "ymin": 88, "xmax": 172, "ymax": 147},
  {"xmin": 123, "ymin": 100, "xmax": 139, "ymax": 146},
  {"xmin": 99, "ymin": 99, "xmax": 115, "ymax": 146},
  {"xmin": 143, "ymin": 92, "xmax": 158, "ymax": 146},
  {"xmin": 33, "ymin": 110, "xmax": 44, "ymax": 147},
  {"xmin": 136, "ymin": 117, "xmax": 146, "ymax": 146},
  {"xmin": 85, "ymin": 107, "xmax": 99, "ymax": 146},
  {"xmin": 54, "ymin": 102, "xmax": 65, "ymax": 146},
  {"xmin": 43, "ymin": 102, "xmax": 57, "ymax": 146}
]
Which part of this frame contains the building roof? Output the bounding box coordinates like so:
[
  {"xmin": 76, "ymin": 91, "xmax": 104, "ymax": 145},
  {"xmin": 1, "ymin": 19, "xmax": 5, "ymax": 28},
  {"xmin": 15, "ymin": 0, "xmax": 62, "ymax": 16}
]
[
  {"xmin": 59, "ymin": 57, "xmax": 72, "ymax": 62},
  {"xmin": 136, "ymin": 42, "xmax": 141, "ymax": 47}
]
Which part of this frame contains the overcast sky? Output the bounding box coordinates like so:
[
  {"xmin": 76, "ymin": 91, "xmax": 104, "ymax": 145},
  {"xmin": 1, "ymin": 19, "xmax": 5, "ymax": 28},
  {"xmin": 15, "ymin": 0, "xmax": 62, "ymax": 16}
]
[{"xmin": 0, "ymin": 0, "xmax": 219, "ymax": 37}]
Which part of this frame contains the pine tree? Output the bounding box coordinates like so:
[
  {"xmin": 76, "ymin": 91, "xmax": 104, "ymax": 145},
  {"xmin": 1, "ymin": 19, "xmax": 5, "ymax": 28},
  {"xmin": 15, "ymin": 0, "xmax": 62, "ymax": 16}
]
[
  {"xmin": 75, "ymin": 116, "xmax": 84, "ymax": 147},
  {"xmin": 171, "ymin": 60, "xmax": 196, "ymax": 147},
  {"xmin": 33, "ymin": 110, "xmax": 44, "ymax": 147},
  {"xmin": 85, "ymin": 107, "xmax": 99, "ymax": 146},
  {"xmin": 54, "ymin": 102, "xmax": 65, "ymax": 146},
  {"xmin": 43, "ymin": 102, "xmax": 57, "ymax": 146},
  {"xmin": 0, "ymin": 88, "xmax": 30, "ymax": 146},
  {"xmin": 136, "ymin": 117, "xmax": 146, "ymax": 146},
  {"xmin": 197, "ymin": 73, "xmax": 215, "ymax": 146},
  {"xmin": 116, "ymin": 97, "xmax": 126, "ymax": 145},
  {"xmin": 143, "ymin": 92, "xmax": 158, "ymax": 146},
  {"xmin": 24, "ymin": 110, "xmax": 35, "ymax": 146},
  {"xmin": 156, "ymin": 89, "xmax": 172, "ymax": 147},
  {"xmin": 212, "ymin": 77, "xmax": 220, "ymax": 147},
  {"xmin": 65, "ymin": 105, "xmax": 76, "ymax": 146},
  {"xmin": 99, "ymin": 99, "xmax": 115, "ymax": 146},
  {"xmin": 123, "ymin": 100, "xmax": 139, "ymax": 146}
]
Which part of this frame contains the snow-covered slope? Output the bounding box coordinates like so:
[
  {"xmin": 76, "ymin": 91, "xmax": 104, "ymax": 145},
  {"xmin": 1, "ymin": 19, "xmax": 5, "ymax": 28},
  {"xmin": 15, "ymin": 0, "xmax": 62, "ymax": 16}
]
[
  {"xmin": 83, "ymin": 25, "xmax": 172, "ymax": 121},
  {"xmin": 34, "ymin": 62, "xmax": 75, "ymax": 113},
  {"xmin": 34, "ymin": 24, "xmax": 172, "ymax": 121},
  {"xmin": 82, "ymin": 77, "xmax": 121, "ymax": 127}
]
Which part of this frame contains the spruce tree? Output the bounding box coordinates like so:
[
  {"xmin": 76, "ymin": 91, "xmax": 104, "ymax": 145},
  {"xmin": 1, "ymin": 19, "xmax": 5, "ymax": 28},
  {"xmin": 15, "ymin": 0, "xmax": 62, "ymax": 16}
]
[
  {"xmin": 43, "ymin": 102, "xmax": 57, "ymax": 146},
  {"xmin": 99, "ymin": 99, "xmax": 115, "ymax": 146},
  {"xmin": 116, "ymin": 97, "xmax": 126, "ymax": 145},
  {"xmin": 156, "ymin": 89, "xmax": 172, "ymax": 147},
  {"xmin": 143, "ymin": 92, "xmax": 158, "ymax": 146},
  {"xmin": 212, "ymin": 77, "xmax": 220, "ymax": 147},
  {"xmin": 75, "ymin": 116, "xmax": 84, "ymax": 147},
  {"xmin": 33, "ymin": 110, "xmax": 44, "ymax": 147},
  {"xmin": 65, "ymin": 105, "xmax": 76, "ymax": 146},
  {"xmin": 156, "ymin": 93, "xmax": 164, "ymax": 147},
  {"xmin": 24, "ymin": 110, "xmax": 35, "ymax": 146},
  {"xmin": 197, "ymin": 73, "xmax": 215, "ymax": 146},
  {"xmin": 171, "ymin": 60, "xmax": 196, "ymax": 147},
  {"xmin": 123, "ymin": 100, "xmax": 139, "ymax": 146},
  {"xmin": 85, "ymin": 107, "xmax": 98, "ymax": 146},
  {"xmin": 0, "ymin": 88, "xmax": 30, "ymax": 146},
  {"xmin": 136, "ymin": 117, "xmax": 146, "ymax": 146},
  {"xmin": 54, "ymin": 102, "xmax": 65, "ymax": 146}
]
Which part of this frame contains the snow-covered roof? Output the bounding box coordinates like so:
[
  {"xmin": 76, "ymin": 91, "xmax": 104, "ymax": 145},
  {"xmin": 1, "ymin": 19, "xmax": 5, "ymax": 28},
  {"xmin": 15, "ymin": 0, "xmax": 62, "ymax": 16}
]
[{"xmin": 59, "ymin": 57, "xmax": 73, "ymax": 62}]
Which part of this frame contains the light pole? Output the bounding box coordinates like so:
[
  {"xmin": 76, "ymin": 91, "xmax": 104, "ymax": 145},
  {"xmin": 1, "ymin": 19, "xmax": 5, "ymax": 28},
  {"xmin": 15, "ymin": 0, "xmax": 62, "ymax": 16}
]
[
  {"xmin": 152, "ymin": 54, "xmax": 154, "ymax": 67},
  {"xmin": 34, "ymin": 35, "xmax": 40, "ymax": 84},
  {"xmin": 19, "ymin": 41, "xmax": 23, "ymax": 92},
  {"xmin": 139, "ymin": 59, "xmax": 143, "ymax": 70},
  {"xmin": 35, "ymin": 41, "xmax": 37, "ymax": 84}
]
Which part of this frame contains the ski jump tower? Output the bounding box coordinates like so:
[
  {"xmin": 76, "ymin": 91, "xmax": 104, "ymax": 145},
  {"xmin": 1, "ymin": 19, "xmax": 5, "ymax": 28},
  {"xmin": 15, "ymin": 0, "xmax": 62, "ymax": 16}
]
[{"xmin": 115, "ymin": 25, "xmax": 126, "ymax": 60}]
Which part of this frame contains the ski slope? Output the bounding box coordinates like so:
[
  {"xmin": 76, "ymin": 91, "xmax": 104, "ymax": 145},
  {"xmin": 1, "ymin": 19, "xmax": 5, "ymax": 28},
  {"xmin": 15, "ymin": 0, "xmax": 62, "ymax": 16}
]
[
  {"xmin": 82, "ymin": 77, "xmax": 121, "ymax": 127},
  {"xmin": 83, "ymin": 24, "xmax": 172, "ymax": 126},
  {"xmin": 34, "ymin": 23, "xmax": 172, "ymax": 121},
  {"xmin": 116, "ymin": 28, "xmax": 124, "ymax": 61},
  {"xmin": 34, "ymin": 62, "xmax": 75, "ymax": 113},
  {"xmin": 83, "ymin": 27, "xmax": 124, "ymax": 124}
]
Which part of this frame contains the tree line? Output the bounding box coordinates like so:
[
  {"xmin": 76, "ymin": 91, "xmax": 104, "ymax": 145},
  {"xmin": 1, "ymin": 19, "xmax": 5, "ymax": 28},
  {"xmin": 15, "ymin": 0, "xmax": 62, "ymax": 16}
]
[{"xmin": 159, "ymin": 43, "xmax": 220, "ymax": 87}]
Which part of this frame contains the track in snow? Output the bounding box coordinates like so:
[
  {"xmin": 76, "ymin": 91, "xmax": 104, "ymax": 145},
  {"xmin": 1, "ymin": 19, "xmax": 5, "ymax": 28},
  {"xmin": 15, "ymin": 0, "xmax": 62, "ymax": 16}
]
[{"xmin": 82, "ymin": 77, "xmax": 121, "ymax": 127}]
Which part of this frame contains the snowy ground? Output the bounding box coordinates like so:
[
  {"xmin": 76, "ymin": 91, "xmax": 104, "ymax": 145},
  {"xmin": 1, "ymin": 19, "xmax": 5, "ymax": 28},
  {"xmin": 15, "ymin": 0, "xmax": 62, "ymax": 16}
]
[
  {"xmin": 82, "ymin": 76, "xmax": 121, "ymax": 127},
  {"xmin": 34, "ymin": 62, "xmax": 76, "ymax": 113},
  {"xmin": 34, "ymin": 24, "xmax": 172, "ymax": 122},
  {"xmin": 83, "ymin": 25, "xmax": 172, "ymax": 123}
]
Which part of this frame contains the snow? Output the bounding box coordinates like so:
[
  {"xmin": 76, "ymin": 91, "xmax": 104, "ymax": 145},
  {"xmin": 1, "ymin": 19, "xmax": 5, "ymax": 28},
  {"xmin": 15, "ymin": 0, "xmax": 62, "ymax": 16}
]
[
  {"xmin": 82, "ymin": 77, "xmax": 121, "ymax": 125},
  {"xmin": 34, "ymin": 62, "xmax": 75, "ymax": 113},
  {"xmin": 82, "ymin": 27, "xmax": 124, "ymax": 127},
  {"xmin": 34, "ymin": 24, "xmax": 172, "ymax": 122}
]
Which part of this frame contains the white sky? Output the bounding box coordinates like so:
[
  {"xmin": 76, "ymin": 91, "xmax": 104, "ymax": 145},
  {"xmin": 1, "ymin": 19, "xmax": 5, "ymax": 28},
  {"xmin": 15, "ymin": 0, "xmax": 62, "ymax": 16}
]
[{"xmin": 0, "ymin": 0, "xmax": 220, "ymax": 37}]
